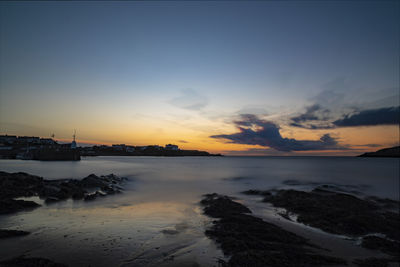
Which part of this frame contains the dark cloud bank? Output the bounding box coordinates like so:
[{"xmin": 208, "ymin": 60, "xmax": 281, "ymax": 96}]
[
  {"xmin": 290, "ymin": 106, "xmax": 399, "ymax": 129},
  {"xmin": 333, "ymin": 106, "xmax": 399, "ymax": 127},
  {"xmin": 210, "ymin": 114, "xmax": 345, "ymax": 152},
  {"xmin": 211, "ymin": 105, "xmax": 399, "ymax": 152}
]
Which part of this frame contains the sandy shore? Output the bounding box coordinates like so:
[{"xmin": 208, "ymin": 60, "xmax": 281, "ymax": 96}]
[{"xmin": 1, "ymin": 170, "xmax": 399, "ymax": 266}]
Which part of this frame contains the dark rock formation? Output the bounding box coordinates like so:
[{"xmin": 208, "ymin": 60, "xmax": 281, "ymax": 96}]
[
  {"xmin": 358, "ymin": 146, "xmax": 400, "ymax": 158},
  {"xmin": 200, "ymin": 193, "xmax": 251, "ymax": 218},
  {"xmin": 79, "ymin": 174, "xmax": 108, "ymax": 188},
  {"xmin": 244, "ymin": 188, "xmax": 400, "ymax": 265},
  {"xmin": 0, "ymin": 229, "xmax": 30, "ymax": 239},
  {"xmin": 0, "ymin": 256, "xmax": 67, "ymax": 267},
  {"xmin": 251, "ymin": 189, "xmax": 399, "ymax": 240},
  {"xmin": 0, "ymin": 172, "xmax": 44, "ymax": 199},
  {"xmin": 200, "ymin": 193, "xmax": 347, "ymax": 267},
  {"xmin": 0, "ymin": 171, "xmax": 127, "ymax": 214},
  {"xmin": 352, "ymin": 257, "xmax": 390, "ymax": 267},
  {"xmin": 361, "ymin": 236, "xmax": 399, "ymax": 258},
  {"xmin": 83, "ymin": 191, "xmax": 106, "ymax": 201},
  {"xmin": 0, "ymin": 199, "xmax": 40, "ymax": 215}
]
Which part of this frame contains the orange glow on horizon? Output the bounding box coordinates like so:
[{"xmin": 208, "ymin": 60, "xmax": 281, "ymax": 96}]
[
  {"xmin": 47, "ymin": 126, "xmax": 399, "ymax": 155},
  {"xmin": 3, "ymin": 123, "xmax": 398, "ymax": 156}
]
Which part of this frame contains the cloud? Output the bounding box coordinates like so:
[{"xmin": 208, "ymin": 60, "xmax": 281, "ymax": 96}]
[
  {"xmin": 291, "ymin": 104, "xmax": 321, "ymax": 123},
  {"xmin": 333, "ymin": 106, "xmax": 400, "ymax": 127},
  {"xmin": 177, "ymin": 140, "xmax": 188, "ymax": 143},
  {"xmin": 211, "ymin": 114, "xmax": 346, "ymax": 152},
  {"xmin": 169, "ymin": 89, "xmax": 208, "ymax": 111},
  {"xmin": 289, "ymin": 101, "xmax": 399, "ymax": 129},
  {"xmin": 352, "ymin": 144, "xmax": 381, "ymax": 148},
  {"xmin": 289, "ymin": 104, "xmax": 333, "ymax": 129},
  {"xmin": 289, "ymin": 122, "xmax": 334, "ymax": 130}
]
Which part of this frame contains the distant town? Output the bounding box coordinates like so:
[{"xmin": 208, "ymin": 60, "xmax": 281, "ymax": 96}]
[{"xmin": 0, "ymin": 134, "xmax": 222, "ymax": 161}]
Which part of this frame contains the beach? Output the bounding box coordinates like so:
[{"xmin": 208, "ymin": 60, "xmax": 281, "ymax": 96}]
[{"xmin": 0, "ymin": 156, "xmax": 399, "ymax": 266}]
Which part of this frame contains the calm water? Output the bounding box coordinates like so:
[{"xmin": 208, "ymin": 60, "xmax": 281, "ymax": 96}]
[{"xmin": 0, "ymin": 156, "xmax": 399, "ymax": 266}]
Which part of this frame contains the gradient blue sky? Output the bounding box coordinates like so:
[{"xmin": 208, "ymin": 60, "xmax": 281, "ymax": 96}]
[{"xmin": 0, "ymin": 1, "xmax": 399, "ymax": 155}]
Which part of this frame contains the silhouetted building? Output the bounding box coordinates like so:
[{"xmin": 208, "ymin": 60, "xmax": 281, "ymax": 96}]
[
  {"xmin": 165, "ymin": 144, "xmax": 179, "ymax": 151},
  {"xmin": 112, "ymin": 144, "xmax": 126, "ymax": 151},
  {"xmin": 40, "ymin": 138, "xmax": 57, "ymax": 145},
  {"xmin": 0, "ymin": 135, "xmax": 17, "ymax": 144}
]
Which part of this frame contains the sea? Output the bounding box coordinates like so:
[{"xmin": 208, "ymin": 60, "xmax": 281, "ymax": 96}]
[{"xmin": 0, "ymin": 156, "xmax": 399, "ymax": 266}]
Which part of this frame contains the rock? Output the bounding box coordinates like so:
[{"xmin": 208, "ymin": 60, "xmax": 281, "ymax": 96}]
[
  {"xmin": 0, "ymin": 229, "xmax": 30, "ymax": 239},
  {"xmin": 201, "ymin": 193, "xmax": 251, "ymax": 218},
  {"xmin": 201, "ymin": 193, "xmax": 347, "ymax": 267},
  {"xmin": 83, "ymin": 191, "xmax": 105, "ymax": 201},
  {"xmin": 100, "ymin": 185, "xmax": 116, "ymax": 194},
  {"xmin": 366, "ymin": 196, "xmax": 400, "ymax": 211},
  {"xmin": 0, "ymin": 171, "xmax": 126, "ymax": 212},
  {"xmin": 254, "ymin": 189, "xmax": 400, "ymax": 241},
  {"xmin": 0, "ymin": 171, "xmax": 43, "ymax": 199},
  {"xmin": 58, "ymin": 182, "xmax": 87, "ymax": 200},
  {"xmin": 361, "ymin": 236, "xmax": 400, "ymax": 257},
  {"xmin": 0, "ymin": 256, "xmax": 67, "ymax": 267},
  {"xmin": 0, "ymin": 199, "xmax": 40, "ymax": 214},
  {"xmin": 38, "ymin": 185, "xmax": 60, "ymax": 198},
  {"xmin": 245, "ymin": 188, "xmax": 400, "ymax": 265},
  {"xmin": 84, "ymin": 193, "xmax": 97, "ymax": 201},
  {"xmin": 358, "ymin": 146, "xmax": 400, "ymax": 158},
  {"xmin": 79, "ymin": 174, "xmax": 107, "ymax": 188},
  {"xmin": 353, "ymin": 257, "xmax": 390, "ymax": 267}
]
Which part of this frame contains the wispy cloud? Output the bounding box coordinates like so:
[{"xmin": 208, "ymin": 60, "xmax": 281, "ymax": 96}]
[
  {"xmin": 289, "ymin": 104, "xmax": 333, "ymax": 129},
  {"xmin": 352, "ymin": 144, "xmax": 381, "ymax": 148},
  {"xmin": 291, "ymin": 104, "xmax": 322, "ymax": 123},
  {"xmin": 169, "ymin": 89, "xmax": 208, "ymax": 111},
  {"xmin": 210, "ymin": 114, "xmax": 346, "ymax": 152}
]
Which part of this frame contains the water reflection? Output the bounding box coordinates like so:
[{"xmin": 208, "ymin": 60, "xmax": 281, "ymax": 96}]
[{"xmin": 0, "ymin": 196, "xmax": 223, "ymax": 266}]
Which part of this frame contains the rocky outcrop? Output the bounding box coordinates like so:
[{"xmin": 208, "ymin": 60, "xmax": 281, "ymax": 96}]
[
  {"xmin": 0, "ymin": 172, "xmax": 44, "ymax": 199},
  {"xmin": 0, "ymin": 229, "xmax": 30, "ymax": 239},
  {"xmin": 361, "ymin": 236, "xmax": 399, "ymax": 258},
  {"xmin": 0, "ymin": 256, "xmax": 67, "ymax": 267},
  {"xmin": 352, "ymin": 257, "xmax": 391, "ymax": 267},
  {"xmin": 200, "ymin": 193, "xmax": 346, "ymax": 267},
  {"xmin": 257, "ymin": 189, "xmax": 399, "ymax": 240},
  {"xmin": 0, "ymin": 171, "xmax": 127, "ymax": 214},
  {"xmin": 244, "ymin": 188, "xmax": 400, "ymax": 265},
  {"xmin": 358, "ymin": 146, "xmax": 400, "ymax": 158},
  {"xmin": 0, "ymin": 199, "xmax": 40, "ymax": 215}
]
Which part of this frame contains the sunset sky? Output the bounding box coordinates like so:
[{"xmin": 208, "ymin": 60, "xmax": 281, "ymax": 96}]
[{"xmin": 0, "ymin": 1, "xmax": 399, "ymax": 155}]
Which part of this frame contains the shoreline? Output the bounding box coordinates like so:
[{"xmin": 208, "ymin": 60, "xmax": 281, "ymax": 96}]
[{"xmin": 0, "ymin": 167, "xmax": 398, "ymax": 266}]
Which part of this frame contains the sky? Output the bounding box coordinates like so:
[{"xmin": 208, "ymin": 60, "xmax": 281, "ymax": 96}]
[{"xmin": 0, "ymin": 1, "xmax": 399, "ymax": 156}]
